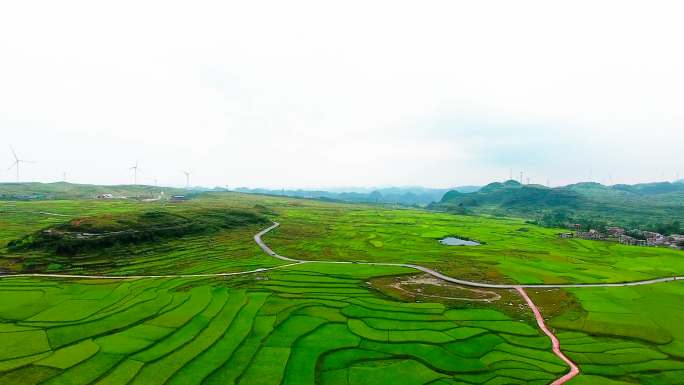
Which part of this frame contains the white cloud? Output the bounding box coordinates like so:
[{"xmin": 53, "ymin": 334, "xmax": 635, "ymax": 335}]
[{"xmin": 1, "ymin": 0, "xmax": 682, "ymax": 187}]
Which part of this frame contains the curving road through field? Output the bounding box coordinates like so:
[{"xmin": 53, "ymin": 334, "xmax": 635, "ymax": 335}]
[{"xmin": 255, "ymin": 222, "xmax": 683, "ymax": 289}]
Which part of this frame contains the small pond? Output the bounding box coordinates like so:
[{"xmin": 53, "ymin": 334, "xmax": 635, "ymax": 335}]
[{"xmin": 439, "ymin": 237, "xmax": 481, "ymax": 246}]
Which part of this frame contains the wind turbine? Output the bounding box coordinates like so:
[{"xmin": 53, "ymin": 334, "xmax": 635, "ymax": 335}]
[
  {"xmin": 7, "ymin": 147, "xmax": 35, "ymax": 182},
  {"xmin": 129, "ymin": 161, "xmax": 140, "ymax": 185},
  {"xmin": 181, "ymin": 170, "xmax": 190, "ymax": 189}
]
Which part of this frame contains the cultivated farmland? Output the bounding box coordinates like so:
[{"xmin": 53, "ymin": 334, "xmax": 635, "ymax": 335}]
[{"xmin": 1, "ymin": 192, "xmax": 683, "ymax": 384}]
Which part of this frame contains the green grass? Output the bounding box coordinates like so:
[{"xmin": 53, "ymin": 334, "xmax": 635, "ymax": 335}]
[
  {"xmin": 5, "ymin": 192, "xmax": 681, "ymax": 284},
  {"xmin": 257, "ymin": 195, "xmax": 684, "ymax": 285},
  {"xmin": 36, "ymin": 340, "xmax": 100, "ymax": 369},
  {"xmin": 346, "ymin": 359, "xmax": 446, "ymax": 385}
]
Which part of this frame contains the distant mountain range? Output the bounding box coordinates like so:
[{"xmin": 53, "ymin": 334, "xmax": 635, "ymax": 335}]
[
  {"xmin": 233, "ymin": 186, "xmax": 480, "ymax": 206},
  {"xmin": 430, "ymin": 180, "xmax": 684, "ymax": 230}
]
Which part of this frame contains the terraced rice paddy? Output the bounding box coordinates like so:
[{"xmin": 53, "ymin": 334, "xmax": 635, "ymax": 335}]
[{"xmin": 0, "ymin": 263, "xmax": 571, "ymax": 385}]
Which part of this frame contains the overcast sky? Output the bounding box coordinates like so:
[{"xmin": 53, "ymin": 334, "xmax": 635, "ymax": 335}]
[{"xmin": 1, "ymin": 1, "xmax": 682, "ymax": 189}]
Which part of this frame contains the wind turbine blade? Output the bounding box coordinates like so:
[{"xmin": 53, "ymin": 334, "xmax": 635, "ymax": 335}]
[
  {"xmin": 7, "ymin": 161, "xmax": 17, "ymax": 170},
  {"xmin": 9, "ymin": 146, "xmax": 18, "ymax": 161}
]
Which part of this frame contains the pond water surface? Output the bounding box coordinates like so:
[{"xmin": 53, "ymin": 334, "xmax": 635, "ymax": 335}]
[{"xmin": 439, "ymin": 237, "xmax": 481, "ymax": 246}]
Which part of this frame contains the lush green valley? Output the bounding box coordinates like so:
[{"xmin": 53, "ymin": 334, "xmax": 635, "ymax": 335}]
[{"xmin": 1, "ymin": 192, "xmax": 683, "ymax": 384}]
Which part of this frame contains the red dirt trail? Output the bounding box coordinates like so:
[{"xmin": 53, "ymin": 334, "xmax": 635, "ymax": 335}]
[{"xmin": 516, "ymin": 287, "xmax": 580, "ymax": 385}]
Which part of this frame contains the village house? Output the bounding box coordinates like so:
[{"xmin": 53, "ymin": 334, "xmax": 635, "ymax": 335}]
[
  {"xmin": 618, "ymin": 234, "xmax": 637, "ymax": 245},
  {"xmin": 577, "ymin": 229, "xmax": 603, "ymax": 240},
  {"xmin": 606, "ymin": 227, "xmax": 625, "ymax": 236}
]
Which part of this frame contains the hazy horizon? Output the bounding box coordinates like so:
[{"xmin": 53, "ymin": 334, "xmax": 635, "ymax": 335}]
[
  {"xmin": 2, "ymin": 1, "xmax": 682, "ymax": 188},
  {"xmin": 2, "ymin": 179, "xmax": 682, "ymax": 193}
]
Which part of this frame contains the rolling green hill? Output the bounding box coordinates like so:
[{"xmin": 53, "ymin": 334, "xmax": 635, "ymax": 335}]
[
  {"xmin": 0, "ymin": 182, "xmax": 192, "ymax": 200},
  {"xmin": 8, "ymin": 208, "xmax": 267, "ymax": 256},
  {"xmin": 431, "ymin": 180, "xmax": 684, "ymax": 231}
]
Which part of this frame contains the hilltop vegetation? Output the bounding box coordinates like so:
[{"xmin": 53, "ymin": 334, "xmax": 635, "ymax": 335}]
[
  {"xmin": 8, "ymin": 208, "xmax": 268, "ymax": 256},
  {"xmin": 0, "ymin": 182, "xmax": 204, "ymax": 200},
  {"xmin": 431, "ymin": 180, "xmax": 684, "ymax": 232}
]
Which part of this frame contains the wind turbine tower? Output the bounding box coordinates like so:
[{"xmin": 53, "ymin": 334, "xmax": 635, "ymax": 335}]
[
  {"xmin": 181, "ymin": 171, "xmax": 190, "ymax": 189},
  {"xmin": 7, "ymin": 147, "xmax": 35, "ymax": 182},
  {"xmin": 129, "ymin": 161, "xmax": 140, "ymax": 185}
]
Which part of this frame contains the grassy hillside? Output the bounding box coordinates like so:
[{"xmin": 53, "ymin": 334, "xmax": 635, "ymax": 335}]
[
  {"xmin": 0, "ymin": 196, "xmax": 276, "ymax": 275},
  {"xmin": 431, "ymin": 180, "xmax": 684, "ymax": 231},
  {"xmin": 8, "ymin": 208, "xmax": 267, "ymax": 256},
  {"xmin": 0, "ymin": 182, "xmax": 192, "ymax": 200}
]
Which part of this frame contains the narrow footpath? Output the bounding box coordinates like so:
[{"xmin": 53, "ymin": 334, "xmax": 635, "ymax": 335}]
[{"xmin": 516, "ymin": 287, "xmax": 580, "ymax": 384}]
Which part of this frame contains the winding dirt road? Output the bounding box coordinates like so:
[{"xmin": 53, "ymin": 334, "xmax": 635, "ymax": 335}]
[{"xmin": 517, "ymin": 287, "xmax": 580, "ymax": 384}]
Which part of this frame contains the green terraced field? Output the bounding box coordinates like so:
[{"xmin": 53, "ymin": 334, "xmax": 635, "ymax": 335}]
[
  {"xmin": 0, "ymin": 264, "xmax": 568, "ymax": 385},
  {"xmin": 2, "ymin": 192, "xmax": 683, "ymax": 384}
]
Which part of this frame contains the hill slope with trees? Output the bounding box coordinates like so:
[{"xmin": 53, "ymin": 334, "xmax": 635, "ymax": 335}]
[{"xmin": 431, "ymin": 180, "xmax": 684, "ymax": 233}]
